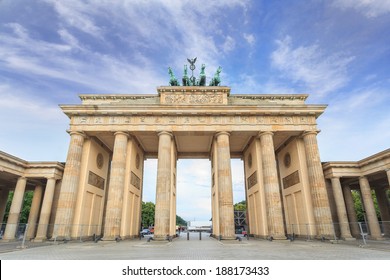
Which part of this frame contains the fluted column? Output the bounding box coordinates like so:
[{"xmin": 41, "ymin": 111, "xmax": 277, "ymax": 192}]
[
  {"xmin": 54, "ymin": 131, "xmax": 85, "ymax": 239},
  {"xmin": 386, "ymin": 169, "xmax": 390, "ymax": 187},
  {"xmin": 215, "ymin": 132, "xmax": 235, "ymax": 239},
  {"xmin": 0, "ymin": 189, "xmax": 10, "ymax": 226},
  {"xmin": 35, "ymin": 178, "xmax": 57, "ymax": 241},
  {"xmin": 359, "ymin": 176, "xmax": 382, "ymax": 239},
  {"xmin": 330, "ymin": 177, "xmax": 354, "ymax": 240},
  {"xmin": 26, "ymin": 185, "xmax": 44, "ymax": 239},
  {"xmin": 3, "ymin": 177, "xmax": 27, "ymax": 241},
  {"xmin": 375, "ymin": 188, "xmax": 390, "ymax": 236},
  {"xmin": 154, "ymin": 131, "xmax": 173, "ymax": 240},
  {"xmin": 302, "ymin": 131, "xmax": 333, "ymax": 237},
  {"xmin": 342, "ymin": 185, "xmax": 360, "ymax": 237},
  {"xmin": 259, "ymin": 132, "xmax": 285, "ymax": 239},
  {"xmin": 103, "ymin": 131, "xmax": 129, "ymax": 240}
]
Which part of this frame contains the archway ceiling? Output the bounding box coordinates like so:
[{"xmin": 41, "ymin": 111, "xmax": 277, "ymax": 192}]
[{"xmin": 92, "ymin": 130, "xmax": 300, "ymax": 159}]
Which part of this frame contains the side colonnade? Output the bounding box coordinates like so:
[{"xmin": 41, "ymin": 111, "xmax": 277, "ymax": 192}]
[
  {"xmin": 323, "ymin": 150, "xmax": 390, "ymax": 240},
  {"xmin": 0, "ymin": 150, "xmax": 63, "ymax": 242}
]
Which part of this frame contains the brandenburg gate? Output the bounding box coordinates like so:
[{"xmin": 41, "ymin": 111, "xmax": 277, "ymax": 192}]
[
  {"xmin": 51, "ymin": 68, "xmax": 335, "ymax": 241},
  {"xmin": 1, "ymin": 61, "xmax": 349, "ymax": 243}
]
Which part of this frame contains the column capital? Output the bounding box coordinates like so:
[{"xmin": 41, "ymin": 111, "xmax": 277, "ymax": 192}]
[
  {"xmin": 258, "ymin": 131, "xmax": 273, "ymax": 138},
  {"xmin": 215, "ymin": 131, "xmax": 231, "ymax": 138},
  {"xmin": 67, "ymin": 130, "xmax": 86, "ymax": 138},
  {"xmin": 17, "ymin": 176, "xmax": 27, "ymax": 182},
  {"xmin": 114, "ymin": 131, "xmax": 129, "ymax": 137},
  {"xmin": 302, "ymin": 130, "xmax": 321, "ymax": 137},
  {"xmin": 45, "ymin": 176, "xmax": 57, "ymax": 181},
  {"xmin": 157, "ymin": 131, "xmax": 173, "ymax": 138}
]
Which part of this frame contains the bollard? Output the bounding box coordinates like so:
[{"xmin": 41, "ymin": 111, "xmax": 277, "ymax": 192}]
[
  {"xmin": 199, "ymin": 231, "xmax": 202, "ymax": 240},
  {"xmin": 187, "ymin": 231, "xmax": 189, "ymax": 240}
]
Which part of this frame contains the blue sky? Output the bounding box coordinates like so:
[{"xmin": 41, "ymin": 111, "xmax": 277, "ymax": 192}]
[{"xmin": 0, "ymin": 0, "xmax": 389, "ymax": 222}]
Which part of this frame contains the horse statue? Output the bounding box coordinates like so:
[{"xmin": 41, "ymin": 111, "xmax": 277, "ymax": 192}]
[
  {"xmin": 168, "ymin": 67, "xmax": 179, "ymax": 86},
  {"xmin": 182, "ymin": 65, "xmax": 190, "ymax": 86},
  {"xmin": 198, "ymin": 64, "xmax": 206, "ymax": 86},
  {"xmin": 209, "ymin": 66, "xmax": 222, "ymax": 86}
]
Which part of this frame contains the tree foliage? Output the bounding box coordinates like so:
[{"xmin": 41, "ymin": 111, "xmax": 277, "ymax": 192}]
[
  {"xmin": 234, "ymin": 200, "xmax": 247, "ymax": 211},
  {"xmin": 141, "ymin": 201, "xmax": 188, "ymax": 228},
  {"xmin": 176, "ymin": 215, "xmax": 187, "ymax": 226},
  {"xmin": 351, "ymin": 190, "xmax": 381, "ymax": 222},
  {"xmin": 141, "ymin": 201, "xmax": 155, "ymax": 228},
  {"xmin": 3, "ymin": 191, "xmax": 33, "ymax": 224}
]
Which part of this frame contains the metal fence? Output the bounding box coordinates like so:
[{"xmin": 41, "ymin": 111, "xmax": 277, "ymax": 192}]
[{"xmin": 286, "ymin": 221, "xmax": 390, "ymax": 245}]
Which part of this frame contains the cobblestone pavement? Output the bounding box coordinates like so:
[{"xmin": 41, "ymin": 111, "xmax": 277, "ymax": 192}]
[{"xmin": 1, "ymin": 232, "xmax": 390, "ymax": 260}]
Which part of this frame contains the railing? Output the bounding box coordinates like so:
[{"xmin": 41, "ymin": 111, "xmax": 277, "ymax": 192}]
[{"xmin": 286, "ymin": 221, "xmax": 390, "ymax": 245}]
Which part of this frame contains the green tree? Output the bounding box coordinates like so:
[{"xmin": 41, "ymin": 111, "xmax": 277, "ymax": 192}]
[
  {"xmin": 3, "ymin": 191, "xmax": 34, "ymax": 224},
  {"xmin": 141, "ymin": 201, "xmax": 188, "ymax": 228},
  {"xmin": 141, "ymin": 201, "xmax": 155, "ymax": 228},
  {"xmin": 234, "ymin": 200, "xmax": 246, "ymax": 211},
  {"xmin": 351, "ymin": 190, "xmax": 381, "ymax": 222},
  {"xmin": 176, "ymin": 215, "xmax": 187, "ymax": 226}
]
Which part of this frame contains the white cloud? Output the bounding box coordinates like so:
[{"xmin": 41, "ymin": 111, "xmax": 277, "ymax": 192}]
[
  {"xmin": 271, "ymin": 36, "xmax": 355, "ymax": 96},
  {"xmin": 332, "ymin": 0, "xmax": 390, "ymax": 18},
  {"xmin": 0, "ymin": 22, "xmax": 166, "ymax": 93},
  {"xmin": 41, "ymin": 0, "xmax": 249, "ymax": 75},
  {"xmin": 223, "ymin": 36, "xmax": 236, "ymax": 53},
  {"xmin": 44, "ymin": 0, "xmax": 103, "ymax": 38},
  {"xmin": 58, "ymin": 28, "xmax": 81, "ymax": 50},
  {"xmin": 0, "ymin": 84, "xmax": 70, "ymax": 161},
  {"xmin": 243, "ymin": 33, "xmax": 255, "ymax": 46},
  {"xmin": 317, "ymin": 86, "xmax": 390, "ymax": 161}
]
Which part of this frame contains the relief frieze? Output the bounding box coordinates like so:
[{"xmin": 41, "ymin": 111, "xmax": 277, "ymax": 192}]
[
  {"xmin": 88, "ymin": 171, "xmax": 105, "ymax": 190},
  {"xmin": 163, "ymin": 93, "xmax": 224, "ymax": 105},
  {"xmin": 72, "ymin": 115, "xmax": 315, "ymax": 126},
  {"xmin": 247, "ymin": 171, "xmax": 258, "ymax": 189},
  {"xmin": 282, "ymin": 170, "xmax": 300, "ymax": 189},
  {"xmin": 130, "ymin": 171, "xmax": 141, "ymax": 189}
]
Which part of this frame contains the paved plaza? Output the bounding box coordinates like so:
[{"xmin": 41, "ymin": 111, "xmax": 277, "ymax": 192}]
[{"xmin": 1, "ymin": 232, "xmax": 390, "ymax": 260}]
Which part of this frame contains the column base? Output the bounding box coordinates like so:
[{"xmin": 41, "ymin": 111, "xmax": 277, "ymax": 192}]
[
  {"xmin": 269, "ymin": 235, "xmax": 287, "ymax": 240},
  {"xmin": 221, "ymin": 236, "xmax": 236, "ymax": 240},
  {"xmin": 101, "ymin": 236, "xmax": 122, "ymax": 242},
  {"xmin": 153, "ymin": 234, "xmax": 173, "ymax": 241},
  {"xmin": 0, "ymin": 239, "xmax": 15, "ymax": 243},
  {"xmin": 341, "ymin": 236, "xmax": 356, "ymax": 241},
  {"xmin": 369, "ymin": 236, "xmax": 386, "ymax": 241},
  {"xmin": 33, "ymin": 237, "xmax": 47, "ymax": 243}
]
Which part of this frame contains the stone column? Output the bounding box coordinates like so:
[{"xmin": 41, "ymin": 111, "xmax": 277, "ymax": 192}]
[
  {"xmin": 215, "ymin": 132, "xmax": 235, "ymax": 239},
  {"xmin": 375, "ymin": 187, "xmax": 390, "ymax": 236},
  {"xmin": 35, "ymin": 178, "xmax": 57, "ymax": 241},
  {"xmin": 386, "ymin": 169, "xmax": 390, "ymax": 187},
  {"xmin": 154, "ymin": 131, "xmax": 173, "ymax": 240},
  {"xmin": 259, "ymin": 132, "xmax": 285, "ymax": 239},
  {"xmin": 359, "ymin": 176, "xmax": 382, "ymax": 239},
  {"xmin": 26, "ymin": 185, "xmax": 44, "ymax": 239},
  {"xmin": 302, "ymin": 131, "xmax": 334, "ymax": 237},
  {"xmin": 3, "ymin": 177, "xmax": 27, "ymax": 241},
  {"xmin": 330, "ymin": 177, "xmax": 354, "ymax": 240},
  {"xmin": 103, "ymin": 132, "xmax": 129, "ymax": 240},
  {"xmin": 342, "ymin": 185, "xmax": 360, "ymax": 237},
  {"xmin": 54, "ymin": 131, "xmax": 85, "ymax": 239},
  {"xmin": 0, "ymin": 189, "xmax": 9, "ymax": 225}
]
